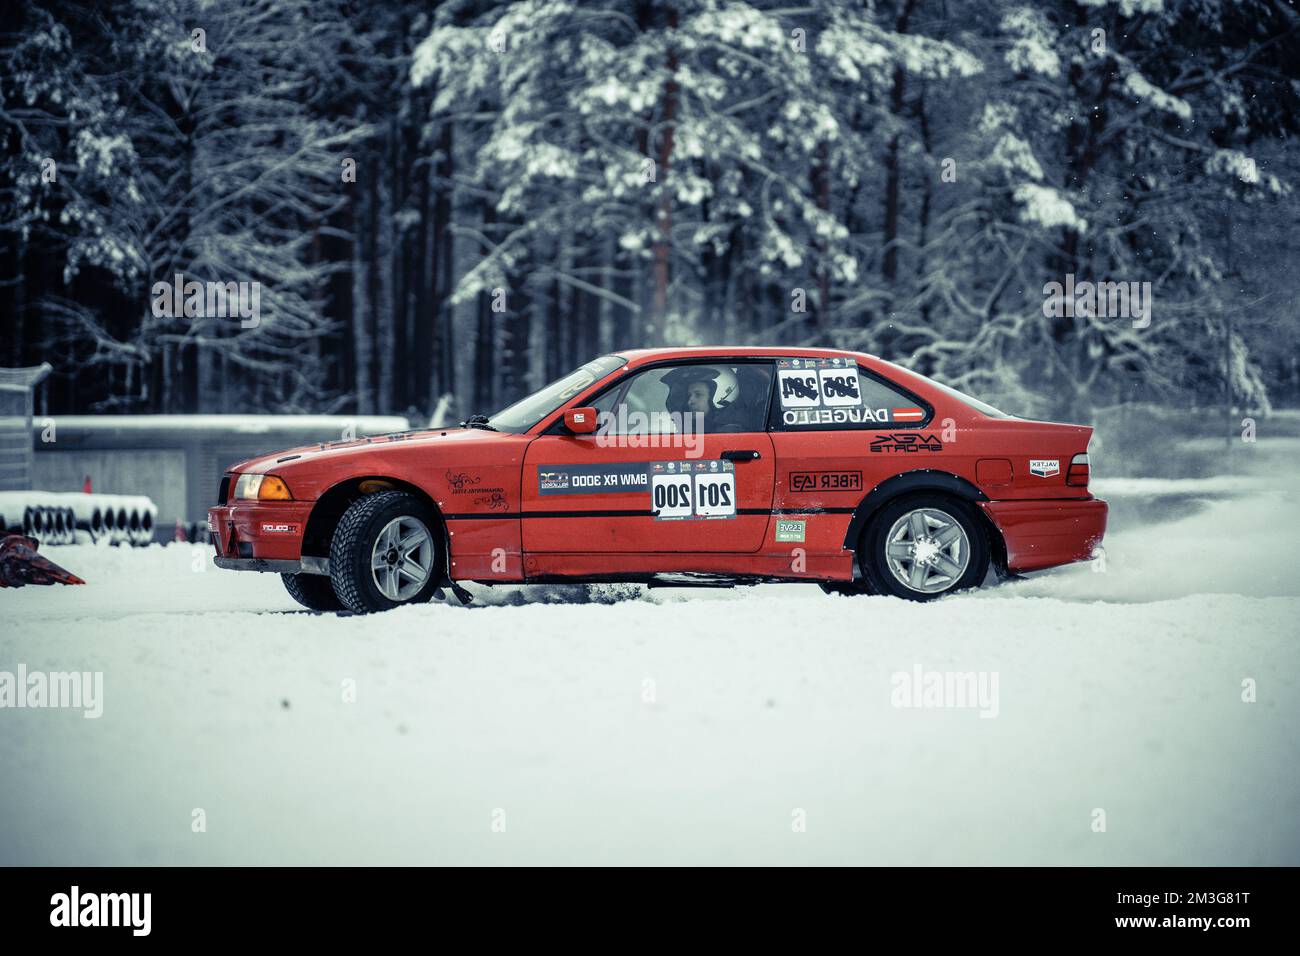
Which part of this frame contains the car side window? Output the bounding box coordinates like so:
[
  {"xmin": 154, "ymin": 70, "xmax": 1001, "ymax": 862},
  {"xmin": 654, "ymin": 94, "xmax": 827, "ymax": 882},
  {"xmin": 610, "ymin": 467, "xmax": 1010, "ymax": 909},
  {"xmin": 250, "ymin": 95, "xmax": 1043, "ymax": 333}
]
[
  {"xmin": 594, "ymin": 362, "xmax": 774, "ymax": 435},
  {"xmin": 770, "ymin": 359, "xmax": 929, "ymax": 429}
]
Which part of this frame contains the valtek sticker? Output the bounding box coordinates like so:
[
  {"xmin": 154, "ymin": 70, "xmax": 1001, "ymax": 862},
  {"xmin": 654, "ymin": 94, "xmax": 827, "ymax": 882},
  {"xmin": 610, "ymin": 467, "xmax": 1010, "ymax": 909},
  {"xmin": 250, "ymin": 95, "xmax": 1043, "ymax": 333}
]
[
  {"xmin": 775, "ymin": 519, "xmax": 806, "ymax": 542},
  {"xmin": 1029, "ymin": 459, "xmax": 1060, "ymax": 478}
]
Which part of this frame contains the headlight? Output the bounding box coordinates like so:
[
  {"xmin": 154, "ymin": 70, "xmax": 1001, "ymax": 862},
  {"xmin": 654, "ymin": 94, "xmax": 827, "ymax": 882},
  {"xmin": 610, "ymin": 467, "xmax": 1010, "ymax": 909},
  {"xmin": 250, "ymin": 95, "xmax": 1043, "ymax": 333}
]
[{"xmin": 233, "ymin": 473, "xmax": 292, "ymax": 500}]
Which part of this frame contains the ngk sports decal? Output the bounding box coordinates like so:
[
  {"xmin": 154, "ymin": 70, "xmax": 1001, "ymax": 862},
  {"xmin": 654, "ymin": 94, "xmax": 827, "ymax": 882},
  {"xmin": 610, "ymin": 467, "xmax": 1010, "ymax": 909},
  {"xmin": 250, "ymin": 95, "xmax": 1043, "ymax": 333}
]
[
  {"xmin": 869, "ymin": 433, "xmax": 943, "ymax": 454},
  {"xmin": 1029, "ymin": 458, "xmax": 1060, "ymax": 477},
  {"xmin": 536, "ymin": 461, "xmax": 737, "ymax": 520}
]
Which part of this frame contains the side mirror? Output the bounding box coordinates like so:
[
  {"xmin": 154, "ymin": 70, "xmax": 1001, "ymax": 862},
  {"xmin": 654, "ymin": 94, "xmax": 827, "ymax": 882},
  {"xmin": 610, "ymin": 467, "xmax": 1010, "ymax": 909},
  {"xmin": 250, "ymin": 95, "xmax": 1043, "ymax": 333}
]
[{"xmin": 564, "ymin": 407, "xmax": 599, "ymax": 435}]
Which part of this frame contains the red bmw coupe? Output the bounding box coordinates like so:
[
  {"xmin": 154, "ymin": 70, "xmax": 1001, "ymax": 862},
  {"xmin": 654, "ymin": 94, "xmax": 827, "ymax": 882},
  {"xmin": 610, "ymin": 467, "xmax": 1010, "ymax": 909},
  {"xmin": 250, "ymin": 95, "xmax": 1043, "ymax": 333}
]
[{"xmin": 209, "ymin": 347, "xmax": 1106, "ymax": 612}]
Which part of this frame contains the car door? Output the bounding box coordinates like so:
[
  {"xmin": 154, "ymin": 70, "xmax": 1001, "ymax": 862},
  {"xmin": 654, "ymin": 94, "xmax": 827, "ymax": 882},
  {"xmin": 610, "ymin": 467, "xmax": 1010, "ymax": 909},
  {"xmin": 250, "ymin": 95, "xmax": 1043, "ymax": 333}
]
[{"xmin": 521, "ymin": 360, "xmax": 776, "ymax": 553}]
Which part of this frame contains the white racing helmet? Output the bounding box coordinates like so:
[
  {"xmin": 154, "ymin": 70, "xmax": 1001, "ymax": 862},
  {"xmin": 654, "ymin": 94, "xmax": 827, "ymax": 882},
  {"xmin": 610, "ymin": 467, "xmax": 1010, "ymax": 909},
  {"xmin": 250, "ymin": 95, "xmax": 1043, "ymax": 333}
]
[{"xmin": 672, "ymin": 366, "xmax": 739, "ymax": 411}]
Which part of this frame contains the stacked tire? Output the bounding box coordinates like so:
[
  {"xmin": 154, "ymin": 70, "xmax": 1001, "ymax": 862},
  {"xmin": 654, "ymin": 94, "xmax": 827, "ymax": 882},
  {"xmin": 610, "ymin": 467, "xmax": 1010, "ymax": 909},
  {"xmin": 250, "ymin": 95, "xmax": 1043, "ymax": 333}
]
[{"xmin": 0, "ymin": 492, "xmax": 158, "ymax": 547}]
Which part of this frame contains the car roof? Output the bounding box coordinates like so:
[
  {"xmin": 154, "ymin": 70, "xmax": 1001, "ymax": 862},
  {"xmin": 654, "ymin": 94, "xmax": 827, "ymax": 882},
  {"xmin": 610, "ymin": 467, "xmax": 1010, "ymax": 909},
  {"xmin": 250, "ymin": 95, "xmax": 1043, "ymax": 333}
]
[
  {"xmin": 614, "ymin": 346, "xmax": 881, "ymax": 366},
  {"xmin": 609, "ymin": 347, "xmax": 951, "ymax": 410}
]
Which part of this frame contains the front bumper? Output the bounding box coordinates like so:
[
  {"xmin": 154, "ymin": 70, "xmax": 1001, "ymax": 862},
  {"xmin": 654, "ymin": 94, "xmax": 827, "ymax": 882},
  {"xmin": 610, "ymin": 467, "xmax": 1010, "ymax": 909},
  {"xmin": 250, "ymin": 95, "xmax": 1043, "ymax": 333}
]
[
  {"xmin": 208, "ymin": 501, "xmax": 315, "ymax": 564},
  {"xmin": 213, "ymin": 555, "xmax": 330, "ymax": 575},
  {"xmin": 980, "ymin": 496, "xmax": 1108, "ymax": 573}
]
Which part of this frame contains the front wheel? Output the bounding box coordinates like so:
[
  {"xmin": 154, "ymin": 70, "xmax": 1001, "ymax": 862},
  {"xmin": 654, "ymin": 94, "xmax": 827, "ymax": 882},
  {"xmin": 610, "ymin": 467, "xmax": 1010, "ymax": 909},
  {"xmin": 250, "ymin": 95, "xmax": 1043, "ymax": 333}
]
[
  {"xmin": 329, "ymin": 491, "xmax": 442, "ymax": 614},
  {"xmin": 858, "ymin": 495, "xmax": 989, "ymax": 601}
]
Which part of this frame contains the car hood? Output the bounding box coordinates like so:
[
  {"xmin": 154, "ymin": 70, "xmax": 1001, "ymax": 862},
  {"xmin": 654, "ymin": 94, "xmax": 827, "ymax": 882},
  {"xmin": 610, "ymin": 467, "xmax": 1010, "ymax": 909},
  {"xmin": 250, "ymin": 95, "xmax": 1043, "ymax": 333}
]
[{"xmin": 227, "ymin": 427, "xmax": 515, "ymax": 474}]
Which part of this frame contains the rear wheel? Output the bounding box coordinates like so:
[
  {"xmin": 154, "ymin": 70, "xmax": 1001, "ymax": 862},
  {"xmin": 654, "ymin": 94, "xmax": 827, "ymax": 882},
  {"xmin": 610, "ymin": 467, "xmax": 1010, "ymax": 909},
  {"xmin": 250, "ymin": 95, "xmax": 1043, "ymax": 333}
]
[
  {"xmin": 281, "ymin": 572, "xmax": 345, "ymax": 612},
  {"xmin": 329, "ymin": 491, "xmax": 441, "ymax": 614},
  {"xmin": 858, "ymin": 494, "xmax": 989, "ymax": 601}
]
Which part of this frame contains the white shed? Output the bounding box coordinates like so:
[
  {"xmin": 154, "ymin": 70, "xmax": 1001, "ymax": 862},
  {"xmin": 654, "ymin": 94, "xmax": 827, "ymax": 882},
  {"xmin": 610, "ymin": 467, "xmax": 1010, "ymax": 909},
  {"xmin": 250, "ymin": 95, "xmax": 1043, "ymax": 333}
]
[{"xmin": 0, "ymin": 363, "xmax": 52, "ymax": 491}]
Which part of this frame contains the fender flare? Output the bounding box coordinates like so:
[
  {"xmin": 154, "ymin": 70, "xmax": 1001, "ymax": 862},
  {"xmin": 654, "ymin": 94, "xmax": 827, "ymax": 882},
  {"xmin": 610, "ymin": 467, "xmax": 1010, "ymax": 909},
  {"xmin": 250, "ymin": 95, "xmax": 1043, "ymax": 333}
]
[
  {"xmin": 302, "ymin": 475, "xmax": 447, "ymax": 559},
  {"xmin": 841, "ymin": 469, "xmax": 989, "ymax": 550}
]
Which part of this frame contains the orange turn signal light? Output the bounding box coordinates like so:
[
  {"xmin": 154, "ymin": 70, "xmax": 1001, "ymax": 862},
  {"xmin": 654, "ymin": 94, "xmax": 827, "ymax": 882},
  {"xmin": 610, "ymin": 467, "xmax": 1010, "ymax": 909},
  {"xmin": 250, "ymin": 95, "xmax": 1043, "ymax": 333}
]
[{"xmin": 258, "ymin": 475, "xmax": 293, "ymax": 500}]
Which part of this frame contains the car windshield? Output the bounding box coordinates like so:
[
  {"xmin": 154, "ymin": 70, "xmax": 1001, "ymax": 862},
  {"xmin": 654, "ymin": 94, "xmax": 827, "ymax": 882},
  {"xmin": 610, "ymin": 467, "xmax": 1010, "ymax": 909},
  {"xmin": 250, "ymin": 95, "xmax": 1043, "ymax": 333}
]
[{"xmin": 487, "ymin": 355, "xmax": 628, "ymax": 433}]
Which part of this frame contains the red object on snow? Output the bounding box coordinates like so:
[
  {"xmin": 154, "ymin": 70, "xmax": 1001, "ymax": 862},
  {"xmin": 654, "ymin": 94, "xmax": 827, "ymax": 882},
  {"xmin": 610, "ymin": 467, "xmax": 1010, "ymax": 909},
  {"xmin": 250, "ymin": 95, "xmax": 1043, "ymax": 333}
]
[
  {"xmin": 0, "ymin": 533, "xmax": 86, "ymax": 588},
  {"xmin": 83, "ymin": 476, "xmax": 92, "ymax": 494},
  {"xmin": 206, "ymin": 346, "xmax": 1108, "ymax": 605},
  {"xmin": 174, "ymin": 519, "xmax": 187, "ymax": 542}
]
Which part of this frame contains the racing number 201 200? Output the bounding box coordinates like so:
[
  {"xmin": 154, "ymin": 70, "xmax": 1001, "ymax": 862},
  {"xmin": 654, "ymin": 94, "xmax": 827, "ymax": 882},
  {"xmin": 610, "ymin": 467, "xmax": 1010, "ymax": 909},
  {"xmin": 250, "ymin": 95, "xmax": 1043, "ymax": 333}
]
[
  {"xmin": 651, "ymin": 472, "xmax": 735, "ymax": 520},
  {"xmin": 653, "ymin": 478, "xmax": 693, "ymax": 515},
  {"xmin": 691, "ymin": 473, "xmax": 736, "ymax": 519}
]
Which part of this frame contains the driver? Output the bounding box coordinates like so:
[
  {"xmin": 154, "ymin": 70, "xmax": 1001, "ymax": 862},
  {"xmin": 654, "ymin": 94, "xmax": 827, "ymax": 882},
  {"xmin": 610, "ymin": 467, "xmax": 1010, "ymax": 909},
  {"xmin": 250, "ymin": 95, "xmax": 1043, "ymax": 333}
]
[
  {"xmin": 670, "ymin": 367, "xmax": 740, "ymax": 433},
  {"xmin": 686, "ymin": 380, "xmax": 714, "ymax": 423}
]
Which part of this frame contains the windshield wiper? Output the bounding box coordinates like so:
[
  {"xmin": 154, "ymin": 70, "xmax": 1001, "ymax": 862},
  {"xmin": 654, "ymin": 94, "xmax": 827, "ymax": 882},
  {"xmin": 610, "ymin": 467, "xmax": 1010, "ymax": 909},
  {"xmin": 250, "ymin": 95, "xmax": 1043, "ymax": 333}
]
[{"xmin": 460, "ymin": 414, "xmax": 498, "ymax": 431}]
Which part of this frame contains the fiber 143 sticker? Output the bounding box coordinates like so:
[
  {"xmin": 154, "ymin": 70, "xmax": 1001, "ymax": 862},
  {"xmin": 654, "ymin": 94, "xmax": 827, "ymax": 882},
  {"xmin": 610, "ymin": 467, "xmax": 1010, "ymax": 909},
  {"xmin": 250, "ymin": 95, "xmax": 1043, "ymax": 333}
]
[{"xmin": 650, "ymin": 460, "xmax": 736, "ymax": 520}]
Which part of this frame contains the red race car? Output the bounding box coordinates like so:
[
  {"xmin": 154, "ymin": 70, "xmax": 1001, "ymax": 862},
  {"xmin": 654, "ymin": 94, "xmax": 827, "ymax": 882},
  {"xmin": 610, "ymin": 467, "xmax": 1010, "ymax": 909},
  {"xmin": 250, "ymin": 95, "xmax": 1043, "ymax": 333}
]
[{"xmin": 209, "ymin": 347, "xmax": 1107, "ymax": 612}]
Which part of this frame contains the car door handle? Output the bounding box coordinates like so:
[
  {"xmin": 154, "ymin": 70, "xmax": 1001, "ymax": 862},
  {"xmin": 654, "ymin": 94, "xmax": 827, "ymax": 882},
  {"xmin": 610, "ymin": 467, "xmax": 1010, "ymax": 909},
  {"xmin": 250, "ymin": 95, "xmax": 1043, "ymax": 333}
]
[{"xmin": 720, "ymin": 450, "xmax": 761, "ymax": 462}]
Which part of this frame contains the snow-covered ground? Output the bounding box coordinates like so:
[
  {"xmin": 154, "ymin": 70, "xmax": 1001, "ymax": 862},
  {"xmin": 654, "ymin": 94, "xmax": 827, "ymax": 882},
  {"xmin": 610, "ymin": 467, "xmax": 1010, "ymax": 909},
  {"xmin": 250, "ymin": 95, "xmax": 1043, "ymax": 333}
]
[{"xmin": 2, "ymin": 444, "xmax": 1298, "ymax": 865}]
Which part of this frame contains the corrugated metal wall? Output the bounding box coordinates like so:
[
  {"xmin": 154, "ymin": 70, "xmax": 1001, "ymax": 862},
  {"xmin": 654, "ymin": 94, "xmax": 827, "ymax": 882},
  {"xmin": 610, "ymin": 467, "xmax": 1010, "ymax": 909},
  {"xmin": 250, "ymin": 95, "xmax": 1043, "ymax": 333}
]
[
  {"xmin": 0, "ymin": 365, "xmax": 51, "ymax": 491},
  {"xmin": 0, "ymin": 386, "xmax": 32, "ymax": 490}
]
